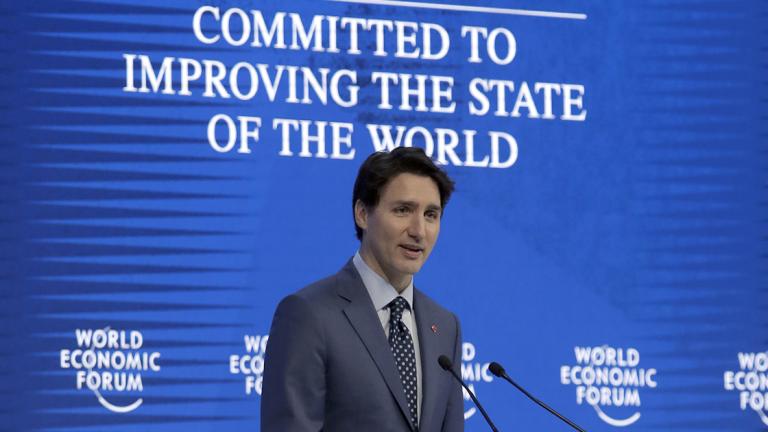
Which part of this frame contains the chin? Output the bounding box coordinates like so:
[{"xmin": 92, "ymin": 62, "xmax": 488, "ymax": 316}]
[{"xmin": 398, "ymin": 262, "xmax": 424, "ymax": 275}]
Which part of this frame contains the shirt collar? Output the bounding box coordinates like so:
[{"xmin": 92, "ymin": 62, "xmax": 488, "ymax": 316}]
[{"xmin": 353, "ymin": 251, "xmax": 414, "ymax": 311}]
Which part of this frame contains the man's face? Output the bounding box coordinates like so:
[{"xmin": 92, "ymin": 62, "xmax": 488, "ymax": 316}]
[{"xmin": 356, "ymin": 173, "xmax": 442, "ymax": 290}]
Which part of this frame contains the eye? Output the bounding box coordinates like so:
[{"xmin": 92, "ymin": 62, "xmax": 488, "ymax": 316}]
[
  {"xmin": 425, "ymin": 210, "xmax": 439, "ymax": 220},
  {"xmin": 393, "ymin": 206, "xmax": 410, "ymax": 215}
]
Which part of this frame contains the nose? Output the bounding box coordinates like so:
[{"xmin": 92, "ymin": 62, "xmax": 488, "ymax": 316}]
[{"xmin": 407, "ymin": 214, "xmax": 425, "ymax": 240}]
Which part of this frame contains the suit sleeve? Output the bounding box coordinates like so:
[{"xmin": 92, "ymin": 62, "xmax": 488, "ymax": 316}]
[
  {"xmin": 260, "ymin": 294, "xmax": 326, "ymax": 432},
  {"xmin": 442, "ymin": 312, "xmax": 465, "ymax": 432}
]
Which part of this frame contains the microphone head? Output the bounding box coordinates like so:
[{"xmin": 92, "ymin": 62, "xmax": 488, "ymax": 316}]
[
  {"xmin": 438, "ymin": 355, "xmax": 453, "ymax": 370},
  {"xmin": 488, "ymin": 362, "xmax": 505, "ymax": 377}
]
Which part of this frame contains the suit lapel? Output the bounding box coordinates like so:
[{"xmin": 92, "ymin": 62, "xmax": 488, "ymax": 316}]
[
  {"xmin": 336, "ymin": 261, "xmax": 417, "ymax": 431},
  {"xmin": 414, "ymin": 288, "xmax": 440, "ymax": 432}
]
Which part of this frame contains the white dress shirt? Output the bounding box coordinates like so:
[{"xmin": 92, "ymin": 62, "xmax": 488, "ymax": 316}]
[{"xmin": 353, "ymin": 251, "xmax": 423, "ymax": 420}]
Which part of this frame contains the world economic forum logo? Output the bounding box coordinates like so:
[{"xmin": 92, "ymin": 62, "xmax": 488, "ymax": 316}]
[
  {"xmin": 723, "ymin": 351, "xmax": 768, "ymax": 426},
  {"xmin": 461, "ymin": 341, "xmax": 493, "ymax": 420},
  {"xmin": 560, "ymin": 345, "xmax": 657, "ymax": 427},
  {"xmin": 59, "ymin": 327, "xmax": 161, "ymax": 413},
  {"xmin": 229, "ymin": 333, "xmax": 269, "ymax": 395}
]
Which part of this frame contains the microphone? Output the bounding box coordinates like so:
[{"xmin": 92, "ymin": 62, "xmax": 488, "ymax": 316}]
[
  {"xmin": 489, "ymin": 362, "xmax": 587, "ymax": 432},
  {"xmin": 438, "ymin": 355, "xmax": 499, "ymax": 432}
]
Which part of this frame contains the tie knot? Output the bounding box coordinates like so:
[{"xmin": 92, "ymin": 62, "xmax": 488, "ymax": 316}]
[{"xmin": 388, "ymin": 296, "xmax": 410, "ymax": 321}]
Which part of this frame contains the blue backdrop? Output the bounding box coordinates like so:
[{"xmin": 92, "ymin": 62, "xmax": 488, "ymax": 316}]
[{"xmin": 2, "ymin": 0, "xmax": 767, "ymax": 430}]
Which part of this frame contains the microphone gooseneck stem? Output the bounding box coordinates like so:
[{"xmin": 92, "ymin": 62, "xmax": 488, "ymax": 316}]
[
  {"xmin": 498, "ymin": 371, "xmax": 586, "ymax": 432},
  {"xmin": 444, "ymin": 363, "xmax": 499, "ymax": 432}
]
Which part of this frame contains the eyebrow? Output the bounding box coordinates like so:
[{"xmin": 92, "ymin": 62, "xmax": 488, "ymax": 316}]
[{"xmin": 393, "ymin": 200, "xmax": 442, "ymax": 212}]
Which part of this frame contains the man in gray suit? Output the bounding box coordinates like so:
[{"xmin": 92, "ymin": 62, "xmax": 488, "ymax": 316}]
[{"xmin": 261, "ymin": 147, "xmax": 464, "ymax": 431}]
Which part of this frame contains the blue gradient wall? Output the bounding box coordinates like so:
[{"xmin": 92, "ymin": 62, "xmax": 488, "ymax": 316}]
[{"xmin": 1, "ymin": 1, "xmax": 766, "ymax": 430}]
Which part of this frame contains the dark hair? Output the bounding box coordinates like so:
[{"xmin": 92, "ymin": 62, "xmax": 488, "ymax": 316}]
[{"xmin": 352, "ymin": 147, "xmax": 455, "ymax": 240}]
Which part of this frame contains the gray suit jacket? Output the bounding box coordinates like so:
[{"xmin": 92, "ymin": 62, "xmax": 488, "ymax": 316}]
[{"xmin": 261, "ymin": 260, "xmax": 464, "ymax": 431}]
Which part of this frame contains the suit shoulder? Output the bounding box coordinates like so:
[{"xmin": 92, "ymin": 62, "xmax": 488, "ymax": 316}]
[
  {"xmin": 291, "ymin": 272, "xmax": 339, "ymax": 301},
  {"xmin": 274, "ymin": 261, "xmax": 360, "ymax": 317}
]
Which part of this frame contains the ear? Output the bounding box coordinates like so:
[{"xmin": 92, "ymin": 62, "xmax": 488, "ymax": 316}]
[{"xmin": 354, "ymin": 199, "xmax": 368, "ymax": 232}]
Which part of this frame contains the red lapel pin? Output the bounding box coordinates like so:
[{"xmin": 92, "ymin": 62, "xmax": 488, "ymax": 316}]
[{"xmin": 431, "ymin": 324, "xmax": 438, "ymax": 333}]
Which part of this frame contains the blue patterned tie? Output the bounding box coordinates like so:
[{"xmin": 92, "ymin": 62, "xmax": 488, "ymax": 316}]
[{"xmin": 388, "ymin": 296, "xmax": 418, "ymax": 428}]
